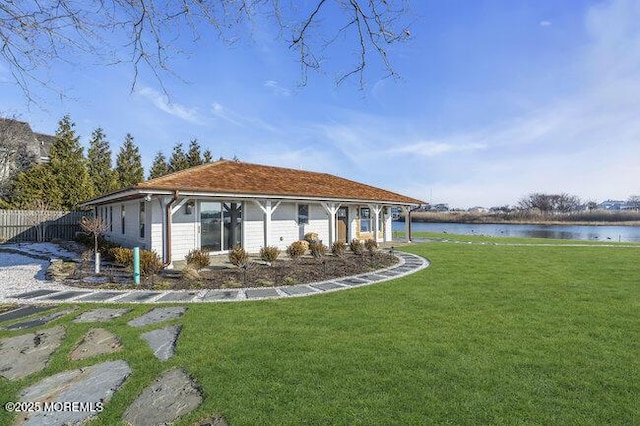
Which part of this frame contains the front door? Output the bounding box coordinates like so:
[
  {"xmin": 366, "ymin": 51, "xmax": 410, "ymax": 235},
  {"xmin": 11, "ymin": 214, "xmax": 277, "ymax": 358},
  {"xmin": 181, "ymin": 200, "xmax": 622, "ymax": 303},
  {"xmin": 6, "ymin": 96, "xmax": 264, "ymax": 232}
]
[{"xmin": 337, "ymin": 207, "xmax": 349, "ymax": 243}]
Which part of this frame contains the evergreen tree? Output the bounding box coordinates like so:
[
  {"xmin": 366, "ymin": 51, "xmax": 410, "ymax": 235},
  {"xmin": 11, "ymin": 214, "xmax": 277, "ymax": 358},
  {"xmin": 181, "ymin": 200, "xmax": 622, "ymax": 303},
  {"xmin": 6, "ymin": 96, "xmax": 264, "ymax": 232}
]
[
  {"xmin": 203, "ymin": 149, "xmax": 213, "ymax": 163},
  {"xmin": 11, "ymin": 164, "xmax": 63, "ymax": 209},
  {"xmin": 168, "ymin": 142, "xmax": 189, "ymax": 172},
  {"xmin": 186, "ymin": 139, "xmax": 203, "ymax": 167},
  {"xmin": 87, "ymin": 128, "xmax": 118, "ymax": 195},
  {"xmin": 115, "ymin": 133, "xmax": 144, "ymax": 188},
  {"xmin": 148, "ymin": 151, "xmax": 169, "ymax": 179},
  {"xmin": 49, "ymin": 115, "xmax": 94, "ymax": 210}
]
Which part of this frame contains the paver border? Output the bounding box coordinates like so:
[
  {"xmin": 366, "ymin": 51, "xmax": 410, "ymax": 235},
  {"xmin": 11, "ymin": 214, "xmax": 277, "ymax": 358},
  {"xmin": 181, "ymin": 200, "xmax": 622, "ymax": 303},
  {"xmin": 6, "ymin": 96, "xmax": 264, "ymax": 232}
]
[{"xmin": 1, "ymin": 248, "xmax": 429, "ymax": 304}]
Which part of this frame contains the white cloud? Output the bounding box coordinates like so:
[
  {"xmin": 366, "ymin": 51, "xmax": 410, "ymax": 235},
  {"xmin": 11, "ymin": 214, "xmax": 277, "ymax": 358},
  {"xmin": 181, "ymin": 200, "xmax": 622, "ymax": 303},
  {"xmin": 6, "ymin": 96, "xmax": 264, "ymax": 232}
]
[
  {"xmin": 264, "ymin": 80, "xmax": 292, "ymax": 96},
  {"xmin": 539, "ymin": 20, "xmax": 552, "ymax": 27},
  {"xmin": 389, "ymin": 141, "xmax": 487, "ymax": 157},
  {"xmin": 136, "ymin": 87, "xmax": 202, "ymax": 123}
]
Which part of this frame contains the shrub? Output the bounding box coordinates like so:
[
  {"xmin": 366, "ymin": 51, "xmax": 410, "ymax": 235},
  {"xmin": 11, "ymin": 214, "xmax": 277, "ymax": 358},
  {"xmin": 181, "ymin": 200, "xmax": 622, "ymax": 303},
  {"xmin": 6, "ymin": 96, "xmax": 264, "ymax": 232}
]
[
  {"xmin": 182, "ymin": 265, "xmax": 201, "ymax": 281},
  {"xmin": 260, "ymin": 246, "xmax": 281, "ymax": 263},
  {"xmin": 331, "ymin": 241, "xmax": 346, "ymax": 256},
  {"xmin": 185, "ymin": 249, "xmax": 210, "ymax": 270},
  {"xmin": 110, "ymin": 247, "xmax": 133, "ymax": 266},
  {"xmin": 286, "ymin": 240, "xmax": 308, "ymax": 260},
  {"xmin": 108, "ymin": 247, "xmax": 162, "ymax": 276},
  {"xmin": 228, "ymin": 245, "xmax": 249, "ymax": 267},
  {"xmin": 304, "ymin": 232, "xmax": 319, "ymax": 243},
  {"xmin": 350, "ymin": 238, "xmax": 364, "ymax": 255},
  {"xmin": 364, "ymin": 238, "xmax": 378, "ymax": 254},
  {"xmin": 309, "ymin": 241, "xmax": 327, "ymax": 259}
]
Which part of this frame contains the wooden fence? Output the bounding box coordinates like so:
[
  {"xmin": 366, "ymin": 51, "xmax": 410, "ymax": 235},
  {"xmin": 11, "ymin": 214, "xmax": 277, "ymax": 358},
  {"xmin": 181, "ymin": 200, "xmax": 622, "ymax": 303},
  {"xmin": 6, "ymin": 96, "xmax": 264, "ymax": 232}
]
[{"xmin": 0, "ymin": 210, "xmax": 90, "ymax": 242}]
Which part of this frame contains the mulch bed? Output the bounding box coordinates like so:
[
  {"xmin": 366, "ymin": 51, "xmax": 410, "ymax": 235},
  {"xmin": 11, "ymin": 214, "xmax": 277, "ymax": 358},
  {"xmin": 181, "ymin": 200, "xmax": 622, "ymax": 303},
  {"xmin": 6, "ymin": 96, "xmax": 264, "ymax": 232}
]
[{"xmin": 71, "ymin": 252, "xmax": 399, "ymax": 290}]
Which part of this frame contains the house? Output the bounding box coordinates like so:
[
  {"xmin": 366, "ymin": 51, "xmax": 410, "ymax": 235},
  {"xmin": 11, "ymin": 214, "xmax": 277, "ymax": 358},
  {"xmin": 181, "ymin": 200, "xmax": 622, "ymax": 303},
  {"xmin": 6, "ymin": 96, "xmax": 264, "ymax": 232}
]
[
  {"xmin": 81, "ymin": 160, "xmax": 424, "ymax": 266},
  {"xmin": 0, "ymin": 118, "xmax": 54, "ymax": 185}
]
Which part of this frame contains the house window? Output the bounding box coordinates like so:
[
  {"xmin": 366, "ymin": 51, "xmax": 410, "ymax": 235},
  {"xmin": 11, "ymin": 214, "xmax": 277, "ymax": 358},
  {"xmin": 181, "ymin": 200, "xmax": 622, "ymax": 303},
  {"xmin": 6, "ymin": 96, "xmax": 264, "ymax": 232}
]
[
  {"xmin": 360, "ymin": 207, "xmax": 372, "ymax": 233},
  {"xmin": 298, "ymin": 204, "xmax": 309, "ymax": 225},
  {"xmin": 109, "ymin": 206, "xmax": 113, "ymax": 232},
  {"xmin": 139, "ymin": 202, "xmax": 145, "ymax": 238},
  {"xmin": 121, "ymin": 204, "xmax": 126, "ymax": 234}
]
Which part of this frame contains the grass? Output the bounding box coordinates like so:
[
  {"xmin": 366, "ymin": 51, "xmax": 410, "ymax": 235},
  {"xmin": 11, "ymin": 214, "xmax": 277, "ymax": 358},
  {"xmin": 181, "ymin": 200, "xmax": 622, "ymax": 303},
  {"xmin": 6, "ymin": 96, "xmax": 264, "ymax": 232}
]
[
  {"xmin": 401, "ymin": 230, "xmax": 640, "ymax": 246},
  {"xmin": 1, "ymin": 239, "xmax": 638, "ymax": 425}
]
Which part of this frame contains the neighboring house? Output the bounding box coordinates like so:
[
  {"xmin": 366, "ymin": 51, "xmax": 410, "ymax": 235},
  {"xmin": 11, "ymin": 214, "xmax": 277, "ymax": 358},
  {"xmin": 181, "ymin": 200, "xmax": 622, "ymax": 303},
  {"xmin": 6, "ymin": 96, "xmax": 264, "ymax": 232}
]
[
  {"xmin": 598, "ymin": 200, "xmax": 626, "ymax": 210},
  {"xmin": 0, "ymin": 118, "xmax": 54, "ymax": 185},
  {"xmin": 82, "ymin": 160, "xmax": 424, "ymax": 266}
]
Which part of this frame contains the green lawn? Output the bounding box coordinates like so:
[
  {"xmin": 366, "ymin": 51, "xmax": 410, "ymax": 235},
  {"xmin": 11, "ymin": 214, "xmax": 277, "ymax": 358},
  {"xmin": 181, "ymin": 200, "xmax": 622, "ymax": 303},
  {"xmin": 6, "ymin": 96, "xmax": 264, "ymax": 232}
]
[{"xmin": 1, "ymin": 240, "xmax": 638, "ymax": 425}]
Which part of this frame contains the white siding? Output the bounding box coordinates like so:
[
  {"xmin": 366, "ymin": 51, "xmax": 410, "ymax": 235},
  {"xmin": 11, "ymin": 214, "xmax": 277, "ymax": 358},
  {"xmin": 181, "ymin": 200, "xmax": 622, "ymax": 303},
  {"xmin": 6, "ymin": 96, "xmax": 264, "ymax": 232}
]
[
  {"xmin": 102, "ymin": 200, "xmax": 151, "ymax": 250},
  {"xmin": 170, "ymin": 202, "xmax": 197, "ymax": 261},
  {"xmin": 150, "ymin": 201, "xmax": 164, "ymax": 258},
  {"xmin": 271, "ymin": 203, "xmax": 299, "ymax": 250},
  {"xmin": 243, "ymin": 202, "xmax": 264, "ymax": 253}
]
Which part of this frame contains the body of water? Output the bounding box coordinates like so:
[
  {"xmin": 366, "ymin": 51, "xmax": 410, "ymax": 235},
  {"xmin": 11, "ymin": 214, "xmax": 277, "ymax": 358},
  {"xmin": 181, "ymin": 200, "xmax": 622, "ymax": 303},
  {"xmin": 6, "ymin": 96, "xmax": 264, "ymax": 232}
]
[{"xmin": 392, "ymin": 221, "xmax": 640, "ymax": 243}]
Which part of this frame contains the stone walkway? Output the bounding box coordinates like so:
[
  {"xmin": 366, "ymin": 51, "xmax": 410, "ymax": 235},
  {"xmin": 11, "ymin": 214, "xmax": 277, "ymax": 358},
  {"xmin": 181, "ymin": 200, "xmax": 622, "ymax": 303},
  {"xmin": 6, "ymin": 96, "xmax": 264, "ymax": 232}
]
[
  {"xmin": 1, "ymin": 247, "xmax": 429, "ymax": 304},
  {"xmin": 1, "ymin": 306, "xmax": 206, "ymax": 425}
]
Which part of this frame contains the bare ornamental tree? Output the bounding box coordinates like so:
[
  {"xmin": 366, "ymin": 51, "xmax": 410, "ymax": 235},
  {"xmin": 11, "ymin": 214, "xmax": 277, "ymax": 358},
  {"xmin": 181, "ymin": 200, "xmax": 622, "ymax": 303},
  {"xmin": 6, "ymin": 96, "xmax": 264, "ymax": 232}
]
[
  {"xmin": 79, "ymin": 215, "xmax": 109, "ymax": 273},
  {"xmin": 0, "ymin": 0, "xmax": 412, "ymax": 102}
]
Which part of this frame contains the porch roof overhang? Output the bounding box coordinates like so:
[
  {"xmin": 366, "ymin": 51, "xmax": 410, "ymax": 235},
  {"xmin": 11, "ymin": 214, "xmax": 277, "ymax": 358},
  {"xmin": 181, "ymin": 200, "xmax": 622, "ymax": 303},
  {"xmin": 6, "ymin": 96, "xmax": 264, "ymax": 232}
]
[{"xmin": 81, "ymin": 187, "xmax": 423, "ymax": 209}]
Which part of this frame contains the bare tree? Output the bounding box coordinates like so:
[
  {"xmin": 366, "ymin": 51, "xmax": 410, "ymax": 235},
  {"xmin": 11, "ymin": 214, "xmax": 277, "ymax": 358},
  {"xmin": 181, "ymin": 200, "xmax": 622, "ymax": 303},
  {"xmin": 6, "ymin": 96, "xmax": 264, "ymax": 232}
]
[
  {"xmin": 80, "ymin": 215, "xmax": 109, "ymax": 255},
  {"xmin": 0, "ymin": 1, "xmax": 411, "ymax": 101},
  {"xmin": 518, "ymin": 193, "xmax": 582, "ymax": 214}
]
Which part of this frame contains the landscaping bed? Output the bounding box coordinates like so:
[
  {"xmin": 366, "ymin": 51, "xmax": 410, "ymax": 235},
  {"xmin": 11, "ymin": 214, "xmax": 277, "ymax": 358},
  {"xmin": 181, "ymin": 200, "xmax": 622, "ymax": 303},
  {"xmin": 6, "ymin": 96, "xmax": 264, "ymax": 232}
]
[{"xmin": 69, "ymin": 252, "xmax": 399, "ymax": 290}]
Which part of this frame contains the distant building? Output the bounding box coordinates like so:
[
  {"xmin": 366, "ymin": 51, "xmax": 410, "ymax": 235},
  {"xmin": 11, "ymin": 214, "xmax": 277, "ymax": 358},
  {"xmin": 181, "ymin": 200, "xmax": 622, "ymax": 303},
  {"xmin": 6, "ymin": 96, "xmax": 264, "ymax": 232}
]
[
  {"xmin": 598, "ymin": 200, "xmax": 627, "ymax": 210},
  {"xmin": 0, "ymin": 118, "xmax": 54, "ymax": 185}
]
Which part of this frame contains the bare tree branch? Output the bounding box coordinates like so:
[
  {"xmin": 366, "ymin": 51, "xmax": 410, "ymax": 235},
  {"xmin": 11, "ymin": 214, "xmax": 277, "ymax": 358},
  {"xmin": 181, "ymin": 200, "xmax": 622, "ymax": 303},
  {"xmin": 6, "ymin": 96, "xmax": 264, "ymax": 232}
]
[{"xmin": 0, "ymin": 1, "xmax": 411, "ymax": 100}]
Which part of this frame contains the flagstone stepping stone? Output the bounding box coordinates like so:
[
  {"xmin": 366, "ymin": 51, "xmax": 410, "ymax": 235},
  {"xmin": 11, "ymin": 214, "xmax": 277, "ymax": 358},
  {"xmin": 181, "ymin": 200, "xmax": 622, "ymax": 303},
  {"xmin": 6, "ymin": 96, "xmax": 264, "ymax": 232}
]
[
  {"xmin": 5, "ymin": 308, "xmax": 76, "ymax": 331},
  {"xmin": 73, "ymin": 308, "xmax": 131, "ymax": 323},
  {"xmin": 123, "ymin": 368, "xmax": 202, "ymax": 426},
  {"xmin": 0, "ymin": 326, "xmax": 65, "ymax": 380},
  {"xmin": 16, "ymin": 360, "xmax": 131, "ymax": 425},
  {"xmin": 69, "ymin": 328, "xmax": 122, "ymax": 361},
  {"xmin": 128, "ymin": 306, "xmax": 186, "ymax": 327},
  {"xmin": 0, "ymin": 305, "xmax": 53, "ymax": 323},
  {"xmin": 141, "ymin": 325, "xmax": 181, "ymax": 361}
]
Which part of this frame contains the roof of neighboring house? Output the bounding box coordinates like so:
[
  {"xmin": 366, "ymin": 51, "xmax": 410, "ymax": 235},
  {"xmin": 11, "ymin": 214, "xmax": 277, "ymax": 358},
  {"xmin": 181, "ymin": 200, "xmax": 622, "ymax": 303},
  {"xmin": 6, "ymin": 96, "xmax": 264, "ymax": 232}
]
[
  {"xmin": 88, "ymin": 160, "xmax": 424, "ymax": 206},
  {"xmin": 0, "ymin": 118, "xmax": 55, "ymax": 161}
]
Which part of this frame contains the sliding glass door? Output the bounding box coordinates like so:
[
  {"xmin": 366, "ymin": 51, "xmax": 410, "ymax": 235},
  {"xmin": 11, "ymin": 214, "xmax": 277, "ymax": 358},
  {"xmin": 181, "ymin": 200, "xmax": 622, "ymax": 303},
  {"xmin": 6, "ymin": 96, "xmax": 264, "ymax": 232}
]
[{"xmin": 200, "ymin": 201, "xmax": 242, "ymax": 252}]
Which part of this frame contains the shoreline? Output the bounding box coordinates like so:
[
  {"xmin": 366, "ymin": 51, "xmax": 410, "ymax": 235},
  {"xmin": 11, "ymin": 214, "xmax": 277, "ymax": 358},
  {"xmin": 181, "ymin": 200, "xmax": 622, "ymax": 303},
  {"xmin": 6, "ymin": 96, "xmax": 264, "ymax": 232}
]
[{"xmin": 399, "ymin": 211, "xmax": 640, "ymax": 227}]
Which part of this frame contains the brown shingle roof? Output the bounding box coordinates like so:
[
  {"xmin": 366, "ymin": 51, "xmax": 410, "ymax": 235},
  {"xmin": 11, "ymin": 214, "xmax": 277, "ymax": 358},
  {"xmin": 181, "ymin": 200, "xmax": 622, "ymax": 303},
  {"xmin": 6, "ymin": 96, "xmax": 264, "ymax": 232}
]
[{"xmin": 135, "ymin": 160, "xmax": 423, "ymax": 205}]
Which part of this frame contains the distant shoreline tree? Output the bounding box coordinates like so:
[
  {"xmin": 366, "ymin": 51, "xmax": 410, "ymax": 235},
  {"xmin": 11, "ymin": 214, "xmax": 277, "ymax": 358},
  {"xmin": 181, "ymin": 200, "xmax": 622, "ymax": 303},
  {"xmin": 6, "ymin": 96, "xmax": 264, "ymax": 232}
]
[{"xmin": 518, "ymin": 193, "xmax": 582, "ymax": 214}]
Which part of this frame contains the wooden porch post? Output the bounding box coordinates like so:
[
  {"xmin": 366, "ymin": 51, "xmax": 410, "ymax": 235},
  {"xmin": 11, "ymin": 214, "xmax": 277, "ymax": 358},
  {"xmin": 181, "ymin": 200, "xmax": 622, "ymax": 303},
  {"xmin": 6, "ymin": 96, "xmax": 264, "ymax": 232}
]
[{"xmin": 320, "ymin": 202, "xmax": 340, "ymax": 246}]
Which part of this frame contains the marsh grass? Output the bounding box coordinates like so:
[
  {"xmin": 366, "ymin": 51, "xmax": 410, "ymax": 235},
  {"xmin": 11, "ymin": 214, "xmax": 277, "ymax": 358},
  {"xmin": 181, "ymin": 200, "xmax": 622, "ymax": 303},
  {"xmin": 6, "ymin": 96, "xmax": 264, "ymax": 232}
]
[{"xmin": 0, "ymin": 241, "xmax": 637, "ymax": 425}]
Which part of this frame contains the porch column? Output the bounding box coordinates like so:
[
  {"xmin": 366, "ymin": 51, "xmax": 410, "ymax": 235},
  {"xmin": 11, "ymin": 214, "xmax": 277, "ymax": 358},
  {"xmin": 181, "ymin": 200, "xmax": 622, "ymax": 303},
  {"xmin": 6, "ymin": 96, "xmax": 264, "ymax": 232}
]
[
  {"xmin": 253, "ymin": 200, "xmax": 282, "ymax": 248},
  {"xmin": 368, "ymin": 204, "xmax": 382, "ymax": 242},
  {"xmin": 320, "ymin": 202, "xmax": 340, "ymax": 246},
  {"xmin": 401, "ymin": 206, "xmax": 411, "ymax": 243}
]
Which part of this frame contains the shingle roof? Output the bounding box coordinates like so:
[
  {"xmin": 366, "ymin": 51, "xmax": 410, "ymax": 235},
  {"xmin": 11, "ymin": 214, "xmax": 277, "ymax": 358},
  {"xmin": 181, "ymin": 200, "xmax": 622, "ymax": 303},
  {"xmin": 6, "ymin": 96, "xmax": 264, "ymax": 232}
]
[{"xmin": 134, "ymin": 160, "xmax": 423, "ymax": 205}]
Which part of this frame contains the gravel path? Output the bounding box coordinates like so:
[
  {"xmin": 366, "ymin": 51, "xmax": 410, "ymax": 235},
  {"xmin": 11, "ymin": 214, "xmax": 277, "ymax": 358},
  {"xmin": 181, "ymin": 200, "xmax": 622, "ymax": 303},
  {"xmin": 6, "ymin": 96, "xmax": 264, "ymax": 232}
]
[{"xmin": 0, "ymin": 253, "xmax": 69, "ymax": 303}]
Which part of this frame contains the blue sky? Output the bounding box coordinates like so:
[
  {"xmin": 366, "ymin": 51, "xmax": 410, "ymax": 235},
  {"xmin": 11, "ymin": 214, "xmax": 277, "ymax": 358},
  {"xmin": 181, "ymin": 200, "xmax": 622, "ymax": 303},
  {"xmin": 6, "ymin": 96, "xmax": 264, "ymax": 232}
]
[{"xmin": 1, "ymin": 0, "xmax": 639, "ymax": 208}]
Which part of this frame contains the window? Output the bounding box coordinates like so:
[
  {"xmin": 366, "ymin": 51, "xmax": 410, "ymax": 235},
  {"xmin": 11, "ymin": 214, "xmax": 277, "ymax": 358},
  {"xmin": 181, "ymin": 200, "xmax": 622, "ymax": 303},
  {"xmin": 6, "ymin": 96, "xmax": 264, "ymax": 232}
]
[
  {"xmin": 109, "ymin": 206, "xmax": 113, "ymax": 232},
  {"xmin": 121, "ymin": 205, "xmax": 126, "ymax": 234},
  {"xmin": 139, "ymin": 202, "xmax": 145, "ymax": 238},
  {"xmin": 298, "ymin": 204, "xmax": 309, "ymax": 225},
  {"xmin": 360, "ymin": 207, "xmax": 372, "ymax": 233}
]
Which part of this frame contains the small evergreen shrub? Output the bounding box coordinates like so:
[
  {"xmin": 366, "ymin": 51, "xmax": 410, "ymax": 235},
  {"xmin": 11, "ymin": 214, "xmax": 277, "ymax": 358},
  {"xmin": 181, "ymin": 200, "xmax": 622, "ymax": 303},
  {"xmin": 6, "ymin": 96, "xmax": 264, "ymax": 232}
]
[
  {"xmin": 331, "ymin": 241, "xmax": 346, "ymax": 256},
  {"xmin": 228, "ymin": 245, "xmax": 249, "ymax": 267},
  {"xmin": 286, "ymin": 241, "xmax": 308, "ymax": 260},
  {"xmin": 185, "ymin": 249, "xmax": 211, "ymax": 270},
  {"xmin": 260, "ymin": 246, "xmax": 281, "ymax": 263},
  {"xmin": 309, "ymin": 241, "xmax": 327, "ymax": 259},
  {"xmin": 350, "ymin": 238, "xmax": 364, "ymax": 255},
  {"xmin": 304, "ymin": 232, "xmax": 319, "ymax": 243},
  {"xmin": 364, "ymin": 239, "xmax": 378, "ymax": 254}
]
